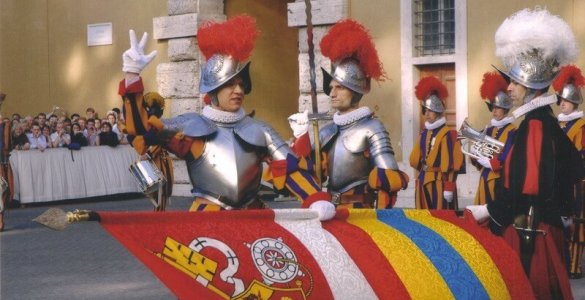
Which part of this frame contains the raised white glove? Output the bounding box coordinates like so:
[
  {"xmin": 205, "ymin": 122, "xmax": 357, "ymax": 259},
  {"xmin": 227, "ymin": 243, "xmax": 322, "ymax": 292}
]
[
  {"xmin": 477, "ymin": 156, "xmax": 492, "ymax": 169},
  {"xmin": 466, "ymin": 204, "xmax": 490, "ymax": 223},
  {"xmin": 443, "ymin": 191, "xmax": 453, "ymax": 203},
  {"xmin": 561, "ymin": 216, "xmax": 573, "ymax": 228},
  {"xmin": 309, "ymin": 200, "xmax": 336, "ymax": 221},
  {"xmin": 288, "ymin": 110, "xmax": 309, "ymax": 138},
  {"xmin": 122, "ymin": 30, "xmax": 158, "ymax": 73}
]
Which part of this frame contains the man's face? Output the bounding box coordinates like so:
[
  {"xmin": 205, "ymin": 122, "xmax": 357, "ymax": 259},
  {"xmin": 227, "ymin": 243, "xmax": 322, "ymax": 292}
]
[
  {"xmin": 492, "ymin": 107, "xmax": 507, "ymax": 121},
  {"xmin": 31, "ymin": 125, "xmax": 41, "ymax": 137},
  {"xmin": 507, "ymin": 81, "xmax": 527, "ymax": 106},
  {"xmin": 38, "ymin": 114, "xmax": 46, "ymax": 122},
  {"xmin": 329, "ymin": 80, "xmax": 354, "ymax": 113},
  {"xmin": 559, "ymin": 99, "xmax": 576, "ymax": 115},
  {"xmin": 107, "ymin": 115, "xmax": 116, "ymax": 124},
  {"xmin": 424, "ymin": 109, "xmax": 440, "ymax": 124},
  {"xmin": 86, "ymin": 111, "xmax": 95, "ymax": 119},
  {"xmin": 215, "ymin": 76, "xmax": 245, "ymax": 112},
  {"xmin": 78, "ymin": 119, "xmax": 86, "ymax": 129}
]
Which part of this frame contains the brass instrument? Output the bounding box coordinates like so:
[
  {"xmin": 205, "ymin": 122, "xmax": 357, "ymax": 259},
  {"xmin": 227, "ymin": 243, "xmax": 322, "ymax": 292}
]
[{"xmin": 457, "ymin": 118, "xmax": 504, "ymax": 160}]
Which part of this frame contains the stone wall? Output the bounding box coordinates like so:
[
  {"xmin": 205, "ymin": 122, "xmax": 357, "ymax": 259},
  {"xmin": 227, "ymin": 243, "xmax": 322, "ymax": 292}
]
[{"xmin": 287, "ymin": 0, "xmax": 347, "ymax": 114}]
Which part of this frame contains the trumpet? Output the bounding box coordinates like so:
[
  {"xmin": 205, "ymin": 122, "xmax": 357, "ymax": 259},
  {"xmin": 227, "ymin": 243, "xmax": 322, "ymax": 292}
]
[{"xmin": 457, "ymin": 118, "xmax": 504, "ymax": 160}]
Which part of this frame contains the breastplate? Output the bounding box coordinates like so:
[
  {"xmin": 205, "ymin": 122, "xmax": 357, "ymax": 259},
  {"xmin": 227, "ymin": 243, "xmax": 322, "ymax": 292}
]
[
  {"xmin": 327, "ymin": 125, "xmax": 371, "ymax": 193},
  {"xmin": 187, "ymin": 125, "xmax": 262, "ymax": 208}
]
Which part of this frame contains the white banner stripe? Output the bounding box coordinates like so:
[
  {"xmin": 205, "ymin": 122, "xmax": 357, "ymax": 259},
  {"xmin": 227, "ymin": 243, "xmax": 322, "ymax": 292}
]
[{"xmin": 274, "ymin": 210, "xmax": 378, "ymax": 300}]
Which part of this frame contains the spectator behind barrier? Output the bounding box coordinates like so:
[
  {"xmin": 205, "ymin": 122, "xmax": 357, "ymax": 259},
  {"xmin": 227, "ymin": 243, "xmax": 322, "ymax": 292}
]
[
  {"xmin": 41, "ymin": 125, "xmax": 53, "ymax": 148},
  {"xmin": 27, "ymin": 123, "xmax": 47, "ymax": 151},
  {"xmin": 12, "ymin": 123, "xmax": 29, "ymax": 150},
  {"xmin": 50, "ymin": 121, "xmax": 71, "ymax": 148},
  {"xmin": 97, "ymin": 122, "xmax": 119, "ymax": 147},
  {"xmin": 70, "ymin": 123, "xmax": 88, "ymax": 147}
]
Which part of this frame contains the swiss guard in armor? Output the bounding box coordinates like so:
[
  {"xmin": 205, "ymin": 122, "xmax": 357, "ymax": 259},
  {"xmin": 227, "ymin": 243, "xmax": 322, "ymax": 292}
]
[
  {"xmin": 466, "ymin": 8, "xmax": 585, "ymax": 299},
  {"xmin": 119, "ymin": 16, "xmax": 334, "ymax": 220},
  {"xmin": 472, "ymin": 72, "xmax": 516, "ymax": 206},
  {"xmin": 409, "ymin": 76, "xmax": 465, "ymax": 210},
  {"xmin": 288, "ymin": 19, "xmax": 409, "ymax": 209},
  {"xmin": 552, "ymin": 65, "xmax": 585, "ymax": 279}
]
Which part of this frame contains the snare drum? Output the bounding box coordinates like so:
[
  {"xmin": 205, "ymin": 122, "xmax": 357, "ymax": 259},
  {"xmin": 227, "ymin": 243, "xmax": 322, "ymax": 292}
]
[{"xmin": 129, "ymin": 159, "xmax": 167, "ymax": 194}]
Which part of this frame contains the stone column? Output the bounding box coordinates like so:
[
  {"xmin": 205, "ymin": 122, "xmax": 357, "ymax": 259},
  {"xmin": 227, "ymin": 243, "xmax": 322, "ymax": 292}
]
[
  {"xmin": 287, "ymin": 0, "xmax": 348, "ymax": 114},
  {"xmin": 152, "ymin": 0, "xmax": 225, "ymax": 196}
]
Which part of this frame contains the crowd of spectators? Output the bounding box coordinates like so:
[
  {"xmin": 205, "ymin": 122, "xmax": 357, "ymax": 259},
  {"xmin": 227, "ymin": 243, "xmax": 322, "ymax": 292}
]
[{"xmin": 2, "ymin": 107, "xmax": 129, "ymax": 152}]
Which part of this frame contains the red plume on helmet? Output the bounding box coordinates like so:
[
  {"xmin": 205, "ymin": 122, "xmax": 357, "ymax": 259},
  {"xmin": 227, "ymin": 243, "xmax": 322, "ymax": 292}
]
[
  {"xmin": 552, "ymin": 65, "xmax": 585, "ymax": 92},
  {"xmin": 197, "ymin": 15, "xmax": 260, "ymax": 61},
  {"xmin": 480, "ymin": 72, "xmax": 508, "ymax": 103},
  {"xmin": 319, "ymin": 19, "xmax": 385, "ymax": 81},
  {"xmin": 415, "ymin": 76, "xmax": 448, "ymax": 101}
]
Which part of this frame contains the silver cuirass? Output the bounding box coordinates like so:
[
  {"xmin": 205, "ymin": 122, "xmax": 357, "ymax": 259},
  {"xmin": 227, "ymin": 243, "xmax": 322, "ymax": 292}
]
[
  {"xmin": 184, "ymin": 116, "xmax": 291, "ymax": 209},
  {"xmin": 324, "ymin": 117, "xmax": 398, "ymax": 193}
]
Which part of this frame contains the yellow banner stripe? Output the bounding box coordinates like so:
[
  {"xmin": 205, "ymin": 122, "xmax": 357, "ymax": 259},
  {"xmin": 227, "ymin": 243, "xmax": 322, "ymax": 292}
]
[
  {"xmin": 404, "ymin": 210, "xmax": 510, "ymax": 300},
  {"xmin": 347, "ymin": 209, "xmax": 454, "ymax": 300}
]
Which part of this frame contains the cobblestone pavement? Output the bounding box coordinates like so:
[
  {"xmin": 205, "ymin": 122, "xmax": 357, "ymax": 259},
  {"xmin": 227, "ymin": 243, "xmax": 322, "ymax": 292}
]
[{"xmin": 0, "ymin": 195, "xmax": 583, "ymax": 299}]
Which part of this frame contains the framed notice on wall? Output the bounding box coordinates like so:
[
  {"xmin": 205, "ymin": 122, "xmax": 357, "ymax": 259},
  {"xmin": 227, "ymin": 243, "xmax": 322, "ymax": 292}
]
[{"xmin": 87, "ymin": 23, "xmax": 113, "ymax": 46}]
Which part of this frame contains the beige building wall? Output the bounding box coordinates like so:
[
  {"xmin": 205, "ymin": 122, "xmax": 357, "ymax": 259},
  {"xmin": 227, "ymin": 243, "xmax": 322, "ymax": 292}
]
[
  {"xmin": 350, "ymin": 0, "xmax": 404, "ymax": 160},
  {"xmin": 226, "ymin": 0, "xmax": 299, "ymax": 136},
  {"xmin": 0, "ymin": 0, "xmax": 167, "ymax": 119}
]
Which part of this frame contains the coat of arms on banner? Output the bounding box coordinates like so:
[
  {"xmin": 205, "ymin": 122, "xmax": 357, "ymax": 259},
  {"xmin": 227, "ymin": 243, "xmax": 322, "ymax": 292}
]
[{"xmin": 155, "ymin": 235, "xmax": 312, "ymax": 299}]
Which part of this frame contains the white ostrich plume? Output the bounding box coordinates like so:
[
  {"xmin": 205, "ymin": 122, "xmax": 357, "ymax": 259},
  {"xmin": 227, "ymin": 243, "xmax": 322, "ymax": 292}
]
[{"xmin": 495, "ymin": 8, "xmax": 578, "ymax": 69}]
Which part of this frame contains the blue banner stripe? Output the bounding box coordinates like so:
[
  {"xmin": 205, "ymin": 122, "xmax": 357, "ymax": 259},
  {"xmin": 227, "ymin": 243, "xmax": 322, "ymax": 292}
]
[{"xmin": 376, "ymin": 209, "xmax": 490, "ymax": 300}]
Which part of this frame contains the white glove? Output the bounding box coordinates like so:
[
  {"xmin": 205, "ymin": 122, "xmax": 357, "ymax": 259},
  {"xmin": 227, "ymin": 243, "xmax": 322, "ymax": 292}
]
[
  {"xmin": 309, "ymin": 200, "xmax": 336, "ymax": 221},
  {"xmin": 477, "ymin": 156, "xmax": 492, "ymax": 169},
  {"xmin": 443, "ymin": 191, "xmax": 453, "ymax": 203},
  {"xmin": 122, "ymin": 30, "xmax": 158, "ymax": 73},
  {"xmin": 288, "ymin": 110, "xmax": 309, "ymax": 138},
  {"xmin": 561, "ymin": 216, "xmax": 573, "ymax": 228},
  {"xmin": 466, "ymin": 204, "xmax": 490, "ymax": 223}
]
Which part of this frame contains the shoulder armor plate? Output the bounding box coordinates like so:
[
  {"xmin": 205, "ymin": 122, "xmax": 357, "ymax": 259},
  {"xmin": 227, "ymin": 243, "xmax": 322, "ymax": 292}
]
[
  {"xmin": 233, "ymin": 117, "xmax": 285, "ymax": 148},
  {"xmin": 163, "ymin": 113, "xmax": 217, "ymax": 137},
  {"xmin": 342, "ymin": 117, "xmax": 386, "ymax": 153}
]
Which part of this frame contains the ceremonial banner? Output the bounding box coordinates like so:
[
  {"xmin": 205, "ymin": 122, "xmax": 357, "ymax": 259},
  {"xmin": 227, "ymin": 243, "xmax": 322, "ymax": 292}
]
[{"xmin": 99, "ymin": 209, "xmax": 534, "ymax": 299}]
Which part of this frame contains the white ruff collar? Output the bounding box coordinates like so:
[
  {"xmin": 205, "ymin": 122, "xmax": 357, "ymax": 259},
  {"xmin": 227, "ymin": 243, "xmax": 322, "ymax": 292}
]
[
  {"xmin": 425, "ymin": 116, "xmax": 446, "ymax": 130},
  {"xmin": 558, "ymin": 110, "xmax": 584, "ymax": 122},
  {"xmin": 512, "ymin": 94, "xmax": 557, "ymax": 119},
  {"xmin": 202, "ymin": 106, "xmax": 245, "ymax": 123},
  {"xmin": 491, "ymin": 116, "xmax": 514, "ymax": 128},
  {"xmin": 333, "ymin": 107, "xmax": 372, "ymax": 126}
]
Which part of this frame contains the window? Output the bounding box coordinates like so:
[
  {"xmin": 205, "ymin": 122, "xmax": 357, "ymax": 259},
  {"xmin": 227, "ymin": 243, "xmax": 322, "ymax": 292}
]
[{"xmin": 413, "ymin": 0, "xmax": 455, "ymax": 56}]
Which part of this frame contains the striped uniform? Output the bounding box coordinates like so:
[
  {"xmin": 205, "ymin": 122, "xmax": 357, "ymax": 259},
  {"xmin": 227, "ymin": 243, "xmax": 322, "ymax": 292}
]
[
  {"xmin": 410, "ymin": 124, "xmax": 464, "ymax": 209},
  {"xmin": 473, "ymin": 122, "xmax": 516, "ymax": 205},
  {"xmin": 120, "ymin": 78, "xmax": 328, "ymax": 212},
  {"xmin": 559, "ymin": 116, "xmax": 585, "ymax": 277}
]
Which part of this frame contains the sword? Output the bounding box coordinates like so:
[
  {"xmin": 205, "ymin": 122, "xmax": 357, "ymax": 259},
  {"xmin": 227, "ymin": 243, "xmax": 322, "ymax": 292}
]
[{"xmin": 513, "ymin": 206, "xmax": 546, "ymax": 275}]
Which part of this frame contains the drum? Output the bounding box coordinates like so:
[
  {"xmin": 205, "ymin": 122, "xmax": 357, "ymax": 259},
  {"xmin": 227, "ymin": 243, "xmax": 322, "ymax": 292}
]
[{"xmin": 129, "ymin": 159, "xmax": 167, "ymax": 195}]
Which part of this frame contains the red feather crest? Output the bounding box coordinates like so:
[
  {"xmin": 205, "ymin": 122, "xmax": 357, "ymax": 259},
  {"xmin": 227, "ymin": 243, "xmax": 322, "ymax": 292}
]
[
  {"xmin": 197, "ymin": 15, "xmax": 260, "ymax": 61},
  {"xmin": 552, "ymin": 65, "xmax": 585, "ymax": 92},
  {"xmin": 480, "ymin": 72, "xmax": 508, "ymax": 102},
  {"xmin": 319, "ymin": 19, "xmax": 385, "ymax": 81},
  {"xmin": 415, "ymin": 76, "xmax": 448, "ymax": 101}
]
